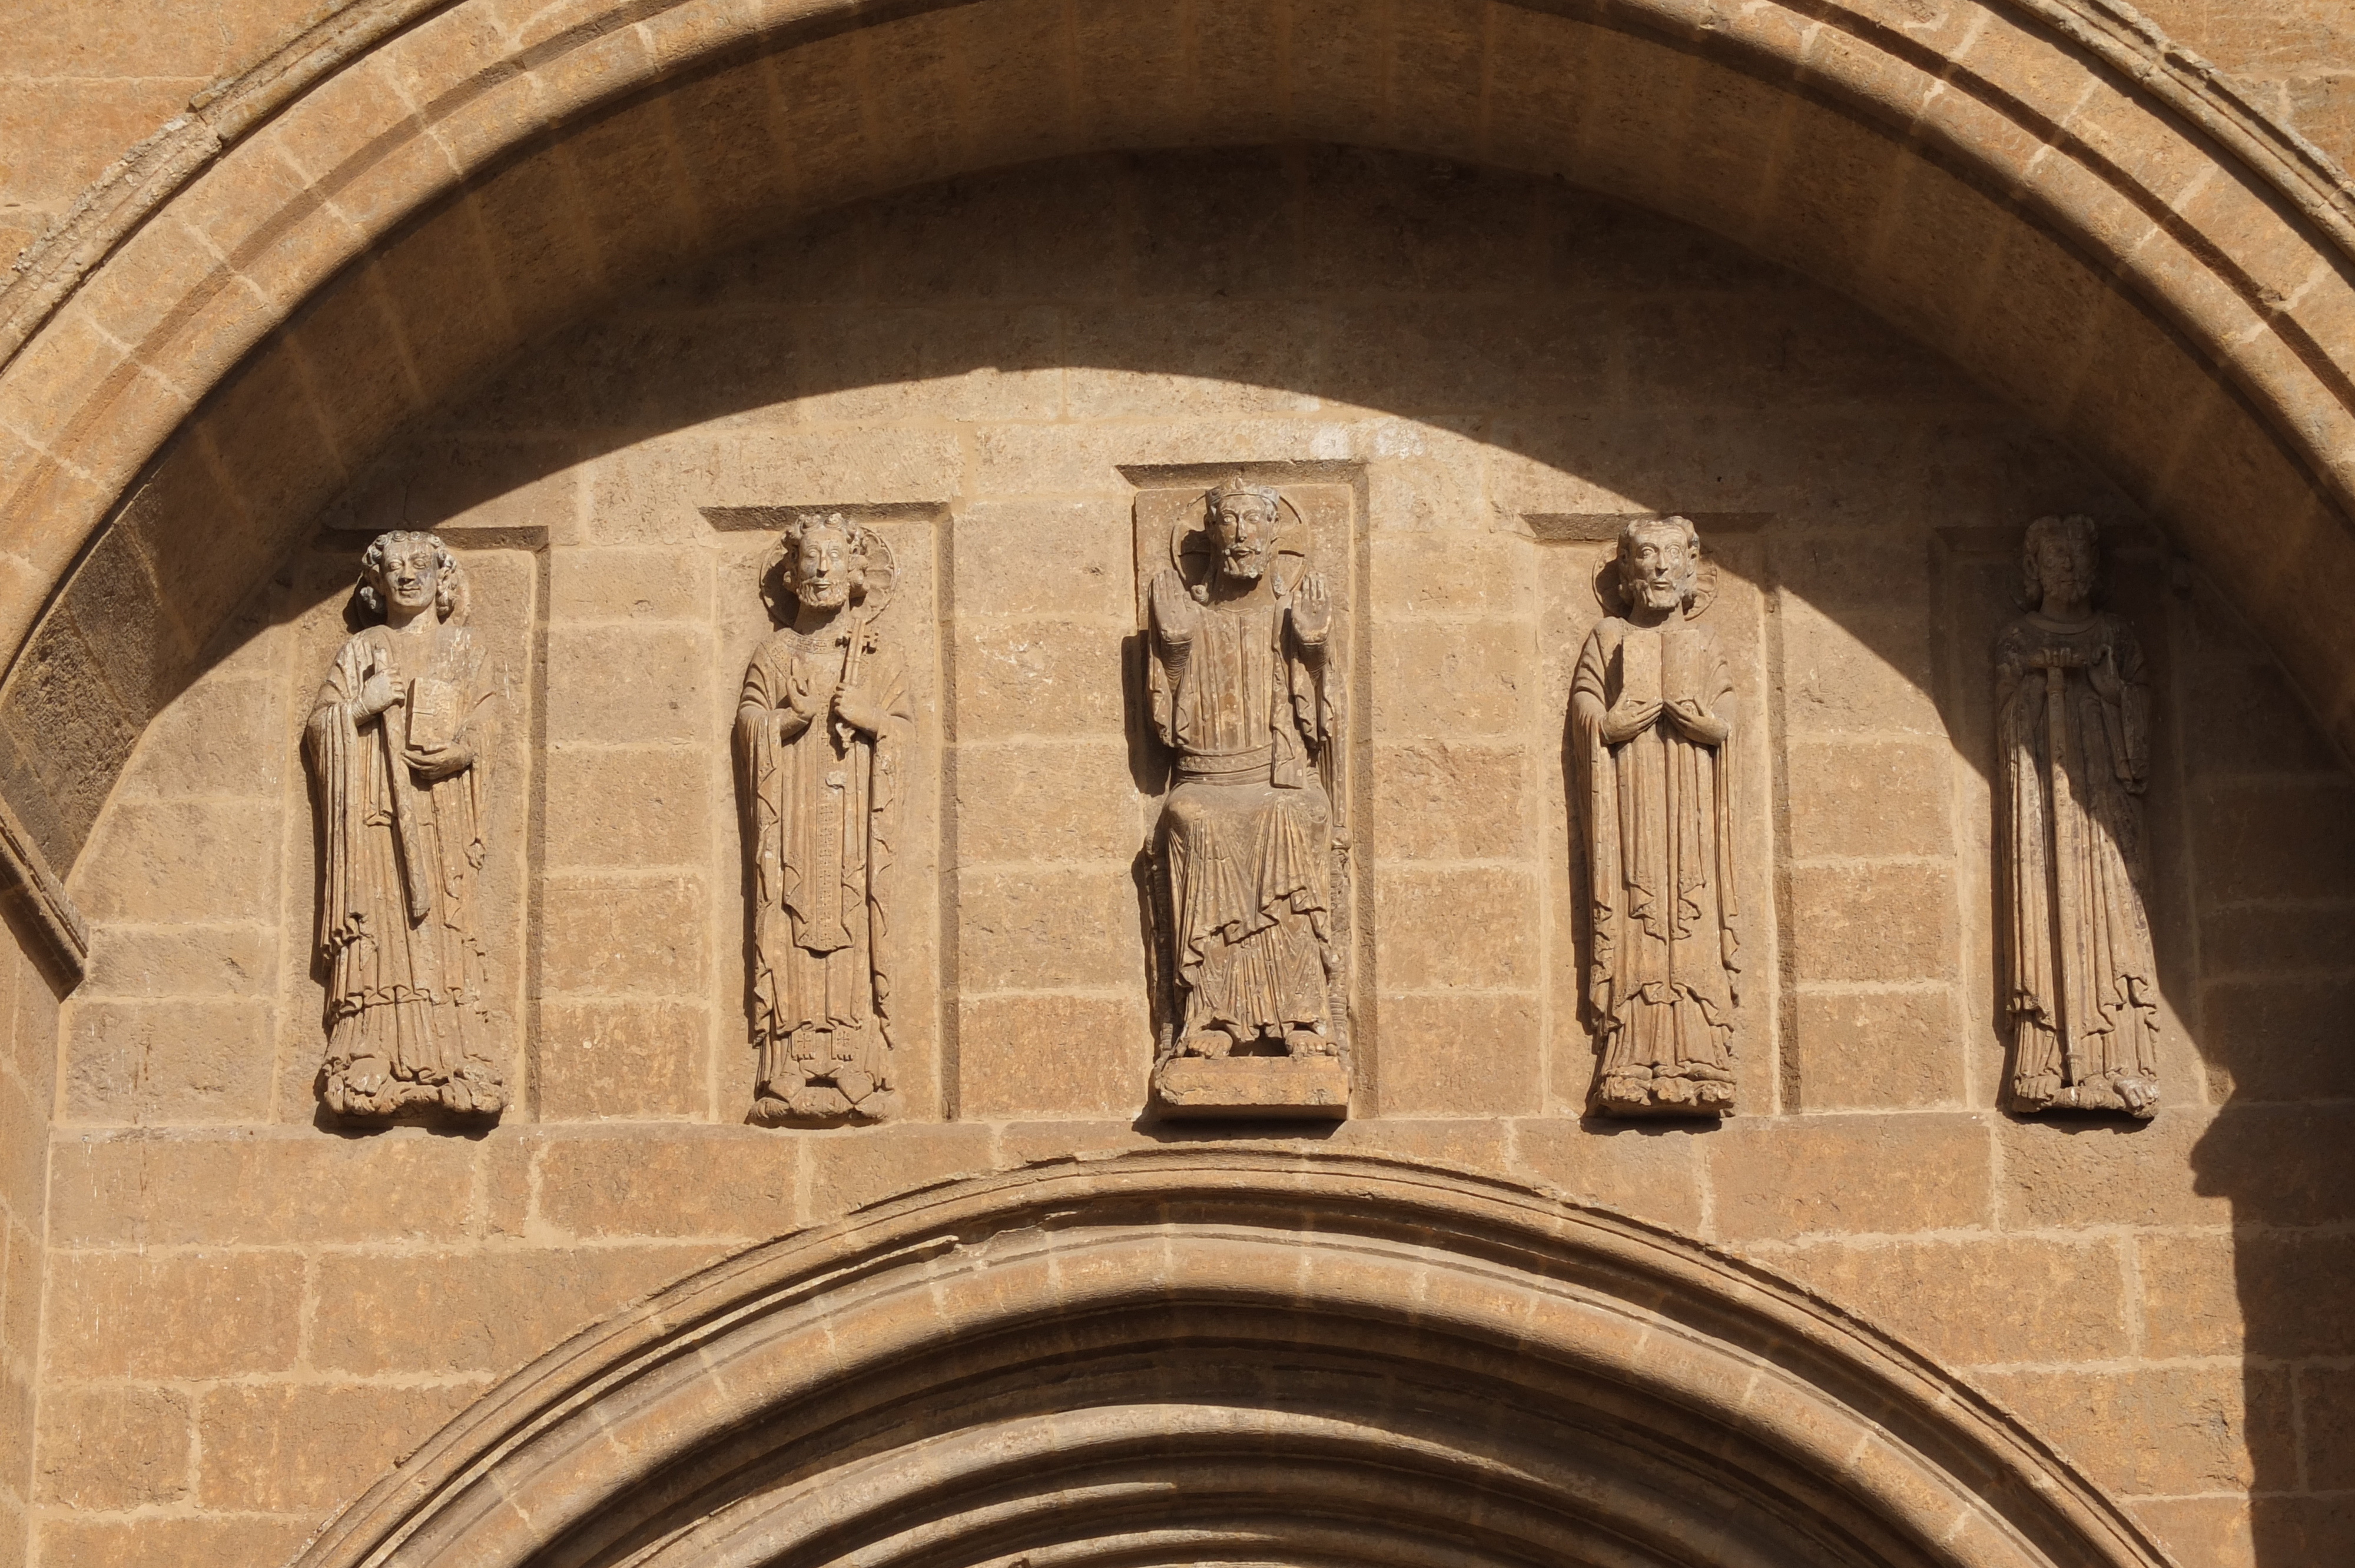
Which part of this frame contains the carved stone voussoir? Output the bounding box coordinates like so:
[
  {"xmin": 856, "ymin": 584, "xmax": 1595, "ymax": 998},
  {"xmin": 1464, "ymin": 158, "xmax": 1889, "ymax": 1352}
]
[
  {"xmin": 305, "ymin": 531, "xmax": 508, "ymax": 1125},
  {"xmin": 738, "ymin": 512, "xmax": 912, "ymax": 1127},
  {"xmin": 1996, "ymin": 515, "xmax": 2160, "ymax": 1119},
  {"xmin": 1571, "ymin": 517, "xmax": 1741, "ymax": 1118},
  {"xmin": 1142, "ymin": 476, "xmax": 1351, "ymax": 1119}
]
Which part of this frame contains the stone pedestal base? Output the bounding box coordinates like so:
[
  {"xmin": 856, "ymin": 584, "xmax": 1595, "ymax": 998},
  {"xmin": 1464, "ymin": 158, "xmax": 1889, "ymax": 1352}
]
[{"xmin": 1151, "ymin": 1056, "xmax": 1351, "ymax": 1120}]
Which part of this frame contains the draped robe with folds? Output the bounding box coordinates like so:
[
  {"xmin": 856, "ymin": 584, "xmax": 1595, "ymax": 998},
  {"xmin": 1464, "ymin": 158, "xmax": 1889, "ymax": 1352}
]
[
  {"xmin": 1149, "ymin": 570, "xmax": 1336, "ymax": 1052},
  {"xmin": 1996, "ymin": 612, "xmax": 2159, "ymax": 1116},
  {"xmin": 307, "ymin": 621, "xmax": 503, "ymax": 1119},
  {"xmin": 738, "ymin": 622, "xmax": 911, "ymax": 1114},
  {"xmin": 1570, "ymin": 616, "xmax": 1739, "ymax": 1114}
]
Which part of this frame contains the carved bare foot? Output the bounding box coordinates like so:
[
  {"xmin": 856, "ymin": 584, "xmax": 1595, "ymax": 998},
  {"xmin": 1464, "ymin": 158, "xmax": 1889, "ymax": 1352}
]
[
  {"xmin": 850, "ymin": 1086, "xmax": 900, "ymax": 1122},
  {"xmin": 1285, "ymin": 1027, "xmax": 1336, "ymax": 1057},
  {"xmin": 1180, "ymin": 1026, "xmax": 1236, "ymax": 1058},
  {"xmin": 788, "ymin": 1084, "xmax": 855, "ymax": 1119},
  {"xmin": 832, "ymin": 1067, "xmax": 875, "ymax": 1104}
]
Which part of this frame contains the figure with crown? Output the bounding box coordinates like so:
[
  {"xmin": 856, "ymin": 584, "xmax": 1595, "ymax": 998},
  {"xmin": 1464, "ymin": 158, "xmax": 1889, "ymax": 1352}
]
[
  {"xmin": 737, "ymin": 511, "xmax": 913, "ymax": 1125},
  {"xmin": 1145, "ymin": 476, "xmax": 1341, "ymax": 1092}
]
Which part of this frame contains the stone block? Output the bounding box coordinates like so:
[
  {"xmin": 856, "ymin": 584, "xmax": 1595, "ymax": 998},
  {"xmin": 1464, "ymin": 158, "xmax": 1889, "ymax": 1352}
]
[
  {"xmin": 1708, "ymin": 1113, "xmax": 1993, "ymax": 1240},
  {"xmin": 62, "ymin": 998, "xmax": 274, "ymax": 1125},
  {"xmin": 309, "ymin": 1243, "xmax": 726, "ymax": 1376},
  {"xmin": 1060, "ymin": 303, "xmax": 1322, "ymax": 420},
  {"xmin": 1790, "ymin": 987, "xmax": 1966, "ymax": 1110},
  {"xmin": 1370, "ymin": 617, "xmax": 1534, "ymax": 738},
  {"xmin": 957, "ymin": 866, "xmax": 1146, "ymax": 992},
  {"xmin": 1369, "ymin": 742, "xmax": 1533, "ymax": 861},
  {"xmin": 47, "ymin": 1251, "xmax": 303, "ymax": 1378},
  {"xmin": 538, "ymin": 873, "xmax": 706, "ymax": 996},
  {"xmin": 195, "ymin": 1381, "xmax": 486, "ymax": 1513},
  {"xmin": 538, "ymin": 999, "xmax": 709, "ymax": 1121},
  {"xmin": 958, "ymin": 992, "xmax": 1150, "ymax": 1118},
  {"xmin": 542, "ymin": 746, "xmax": 713, "ymax": 871},
  {"xmin": 1374, "ymin": 991, "xmax": 1542, "ymax": 1117},
  {"xmin": 2252, "ymin": 1496, "xmax": 2355, "ymax": 1568},
  {"xmin": 1368, "ymin": 533, "xmax": 1534, "ymax": 616},
  {"xmin": 34, "ymin": 1384, "xmax": 189, "ymax": 1507},
  {"xmin": 1374, "ymin": 865, "xmax": 1541, "ymax": 992},
  {"xmin": 1779, "ymin": 600, "xmax": 1942, "ymax": 735},
  {"xmin": 954, "ymin": 500, "xmax": 1134, "ymax": 620},
  {"xmin": 1787, "ymin": 864, "xmax": 1958, "ymax": 984},
  {"xmin": 548, "ymin": 543, "xmax": 711, "ymax": 622},
  {"xmin": 952, "ymin": 617, "xmax": 1130, "ymax": 739},
  {"xmin": 48, "ymin": 1130, "xmax": 477, "ymax": 1247},
  {"xmin": 34, "ymin": 1517, "xmax": 322, "ymax": 1568},
  {"xmin": 1785, "ymin": 738, "xmax": 1954, "ymax": 860},
  {"xmin": 953, "ymin": 740, "xmax": 1145, "ymax": 865},
  {"xmin": 1767, "ymin": 1235, "xmax": 2128, "ymax": 1366},
  {"xmin": 545, "ymin": 623, "xmax": 712, "ymax": 745},
  {"xmin": 78, "ymin": 922, "xmax": 277, "ymax": 999},
  {"xmin": 1152, "ymin": 1055, "xmax": 1350, "ymax": 1120},
  {"xmin": 2194, "ymin": 779, "xmax": 2355, "ymax": 904},
  {"xmin": 2122, "ymin": 1231, "xmax": 2240, "ymax": 1353},
  {"xmin": 805, "ymin": 1122, "xmax": 995, "ymax": 1223},
  {"xmin": 68, "ymin": 797, "xmax": 278, "ymax": 923},
  {"xmin": 534, "ymin": 1130, "xmax": 792, "ymax": 1238},
  {"xmin": 2128, "ymin": 1498, "xmax": 2254, "ymax": 1568},
  {"xmin": 1971, "ymin": 1364, "xmax": 2294, "ymax": 1498},
  {"xmin": 2203, "ymin": 976, "xmax": 2355, "ymax": 1102},
  {"xmin": 114, "ymin": 676, "xmax": 282, "ymax": 801},
  {"xmin": 1511, "ymin": 1118, "xmax": 1707, "ymax": 1234},
  {"xmin": 2198, "ymin": 900, "xmax": 2355, "ymax": 979},
  {"xmin": 1324, "ymin": 1115, "xmax": 1511, "ymax": 1174},
  {"xmin": 2300, "ymin": 1365, "xmax": 2355, "ymax": 1491}
]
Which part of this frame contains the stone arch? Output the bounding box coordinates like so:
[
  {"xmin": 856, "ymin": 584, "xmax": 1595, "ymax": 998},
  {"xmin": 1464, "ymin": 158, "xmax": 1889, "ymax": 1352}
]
[
  {"xmin": 6, "ymin": 0, "xmax": 2355, "ymax": 952},
  {"xmin": 291, "ymin": 1150, "xmax": 2170, "ymax": 1568}
]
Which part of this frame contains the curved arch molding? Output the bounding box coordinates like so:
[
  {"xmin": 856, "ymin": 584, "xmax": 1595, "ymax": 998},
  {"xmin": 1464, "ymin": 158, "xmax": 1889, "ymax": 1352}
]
[
  {"xmin": 4, "ymin": 0, "xmax": 2355, "ymax": 925},
  {"xmin": 291, "ymin": 1150, "xmax": 2171, "ymax": 1568}
]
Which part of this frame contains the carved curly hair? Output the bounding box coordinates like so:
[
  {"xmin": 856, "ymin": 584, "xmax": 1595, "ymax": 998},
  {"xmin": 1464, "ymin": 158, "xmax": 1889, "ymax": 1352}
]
[
  {"xmin": 355, "ymin": 530, "xmax": 460, "ymax": 621},
  {"xmin": 2020, "ymin": 514, "xmax": 2099, "ymax": 606},
  {"xmin": 1614, "ymin": 514, "xmax": 1703, "ymax": 605},
  {"xmin": 778, "ymin": 511, "xmax": 868, "ymax": 590}
]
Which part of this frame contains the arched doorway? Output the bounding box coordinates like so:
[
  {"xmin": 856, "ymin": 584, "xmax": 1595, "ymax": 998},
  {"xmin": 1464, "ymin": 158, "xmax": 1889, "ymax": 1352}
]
[{"xmin": 297, "ymin": 1151, "xmax": 2168, "ymax": 1568}]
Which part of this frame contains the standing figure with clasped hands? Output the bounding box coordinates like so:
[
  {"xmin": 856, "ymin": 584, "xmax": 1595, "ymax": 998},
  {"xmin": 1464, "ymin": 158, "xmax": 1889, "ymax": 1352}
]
[
  {"xmin": 1146, "ymin": 476, "xmax": 1339, "ymax": 1062},
  {"xmin": 1995, "ymin": 514, "xmax": 2159, "ymax": 1117},
  {"xmin": 738, "ymin": 512, "xmax": 912, "ymax": 1125},
  {"xmin": 1570, "ymin": 517, "xmax": 1740, "ymax": 1116},
  {"xmin": 306, "ymin": 530, "xmax": 507, "ymax": 1122}
]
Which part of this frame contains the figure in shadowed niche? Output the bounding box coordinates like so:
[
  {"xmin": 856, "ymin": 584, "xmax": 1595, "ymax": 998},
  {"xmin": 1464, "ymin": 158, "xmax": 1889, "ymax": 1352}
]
[
  {"xmin": 1146, "ymin": 477, "xmax": 1341, "ymax": 1072},
  {"xmin": 1570, "ymin": 517, "xmax": 1739, "ymax": 1117},
  {"xmin": 307, "ymin": 530, "xmax": 508, "ymax": 1123},
  {"xmin": 1996, "ymin": 514, "xmax": 2160, "ymax": 1118},
  {"xmin": 738, "ymin": 512, "xmax": 912, "ymax": 1126}
]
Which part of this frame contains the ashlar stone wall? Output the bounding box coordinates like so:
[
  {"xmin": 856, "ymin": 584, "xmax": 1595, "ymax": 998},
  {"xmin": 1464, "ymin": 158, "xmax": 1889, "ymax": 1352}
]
[{"xmin": 28, "ymin": 150, "xmax": 2355, "ymax": 1567}]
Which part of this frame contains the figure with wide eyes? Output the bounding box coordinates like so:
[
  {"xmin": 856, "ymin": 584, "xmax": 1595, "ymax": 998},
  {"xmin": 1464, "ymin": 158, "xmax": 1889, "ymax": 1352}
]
[
  {"xmin": 1996, "ymin": 514, "xmax": 2159, "ymax": 1118},
  {"xmin": 738, "ymin": 512, "xmax": 913, "ymax": 1125},
  {"xmin": 1569, "ymin": 517, "xmax": 1740, "ymax": 1117},
  {"xmin": 1146, "ymin": 476, "xmax": 1339, "ymax": 1070},
  {"xmin": 306, "ymin": 530, "xmax": 507, "ymax": 1122}
]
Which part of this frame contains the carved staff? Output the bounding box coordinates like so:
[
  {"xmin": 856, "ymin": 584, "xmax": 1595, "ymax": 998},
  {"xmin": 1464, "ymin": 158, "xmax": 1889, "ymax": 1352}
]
[
  {"xmin": 373, "ymin": 654, "xmax": 432, "ymax": 922},
  {"xmin": 2045, "ymin": 662, "xmax": 2084, "ymax": 1085}
]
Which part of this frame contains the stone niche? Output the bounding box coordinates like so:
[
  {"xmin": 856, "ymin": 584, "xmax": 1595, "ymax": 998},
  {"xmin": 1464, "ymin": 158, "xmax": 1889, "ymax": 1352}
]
[{"xmin": 39, "ymin": 147, "xmax": 2355, "ymax": 1566}]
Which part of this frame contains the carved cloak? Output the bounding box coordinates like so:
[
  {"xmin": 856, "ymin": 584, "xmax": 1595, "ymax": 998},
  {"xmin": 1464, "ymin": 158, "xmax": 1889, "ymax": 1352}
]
[
  {"xmin": 738, "ymin": 623, "xmax": 911, "ymax": 1092},
  {"xmin": 1570, "ymin": 617, "xmax": 1739, "ymax": 1110},
  {"xmin": 307, "ymin": 622, "xmax": 500, "ymax": 1116},
  {"xmin": 1995, "ymin": 612, "xmax": 2159, "ymax": 1113}
]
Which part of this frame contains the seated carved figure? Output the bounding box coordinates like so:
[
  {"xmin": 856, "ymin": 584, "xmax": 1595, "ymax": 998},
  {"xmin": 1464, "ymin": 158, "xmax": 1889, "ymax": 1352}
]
[{"xmin": 1147, "ymin": 477, "xmax": 1339, "ymax": 1062}]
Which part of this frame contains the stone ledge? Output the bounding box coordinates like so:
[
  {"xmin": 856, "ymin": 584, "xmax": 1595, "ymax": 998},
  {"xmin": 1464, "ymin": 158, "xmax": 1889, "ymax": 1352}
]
[{"xmin": 1150, "ymin": 1057, "xmax": 1350, "ymax": 1121}]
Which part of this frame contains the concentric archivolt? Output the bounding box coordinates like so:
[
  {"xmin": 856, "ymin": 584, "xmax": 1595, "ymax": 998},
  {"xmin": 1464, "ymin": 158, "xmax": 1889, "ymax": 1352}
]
[{"xmin": 295, "ymin": 1150, "xmax": 2170, "ymax": 1568}]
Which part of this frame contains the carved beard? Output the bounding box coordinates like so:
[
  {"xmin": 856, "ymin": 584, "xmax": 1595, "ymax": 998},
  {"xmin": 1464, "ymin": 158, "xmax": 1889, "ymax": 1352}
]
[
  {"xmin": 1627, "ymin": 576, "xmax": 1683, "ymax": 613},
  {"xmin": 1220, "ymin": 542, "xmax": 1269, "ymax": 582},
  {"xmin": 797, "ymin": 577, "xmax": 851, "ymax": 610}
]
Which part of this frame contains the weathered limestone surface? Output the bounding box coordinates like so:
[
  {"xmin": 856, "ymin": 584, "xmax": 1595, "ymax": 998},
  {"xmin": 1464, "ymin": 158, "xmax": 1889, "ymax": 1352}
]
[{"xmin": 8, "ymin": 150, "xmax": 2355, "ymax": 1568}]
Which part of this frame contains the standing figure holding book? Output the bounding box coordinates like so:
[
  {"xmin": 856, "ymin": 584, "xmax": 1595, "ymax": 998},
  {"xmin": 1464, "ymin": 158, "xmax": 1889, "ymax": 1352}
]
[
  {"xmin": 306, "ymin": 530, "xmax": 507, "ymax": 1122},
  {"xmin": 738, "ymin": 513, "xmax": 912, "ymax": 1125},
  {"xmin": 1570, "ymin": 517, "xmax": 1740, "ymax": 1117},
  {"xmin": 1996, "ymin": 514, "xmax": 2160, "ymax": 1117}
]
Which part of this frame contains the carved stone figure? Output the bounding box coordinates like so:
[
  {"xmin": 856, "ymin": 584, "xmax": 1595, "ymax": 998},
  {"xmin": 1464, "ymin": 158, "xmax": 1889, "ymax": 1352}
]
[
  {"xmin": 1570, "ymin": 517, "xmax": 1740, "ymax": 1117},
  {"xmin": 306, "ymin": 531, "xmax": 507, "ymax": 1122},
  {"xmin": 1145, "ymin": 477, "xmax": 1342, "ymax": 1111},
  {"xmin": 738, "ymin": 513, "xmax": 911, "ymax": 1125},
  {"xmin": 1996, "ymin": 515, "xmax": 2159, "ymax": 1118}
]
